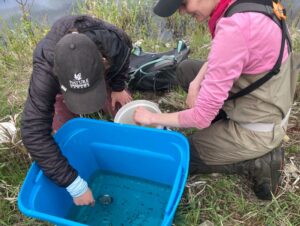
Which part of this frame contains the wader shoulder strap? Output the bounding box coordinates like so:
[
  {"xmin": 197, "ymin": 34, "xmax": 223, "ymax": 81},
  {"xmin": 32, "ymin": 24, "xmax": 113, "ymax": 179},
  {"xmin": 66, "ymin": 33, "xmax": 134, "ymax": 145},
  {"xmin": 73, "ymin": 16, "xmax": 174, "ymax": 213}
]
[
  {"xmin": 224, "ymin": 0, "xmax": 292, "ymax": 50},
  {"xmin": 224, "ymin": 0, "xmax": 292, "ymax": 101},
  {"xmin": 225, "ymin": 0, "xmax": 280, "ymax": 25}
]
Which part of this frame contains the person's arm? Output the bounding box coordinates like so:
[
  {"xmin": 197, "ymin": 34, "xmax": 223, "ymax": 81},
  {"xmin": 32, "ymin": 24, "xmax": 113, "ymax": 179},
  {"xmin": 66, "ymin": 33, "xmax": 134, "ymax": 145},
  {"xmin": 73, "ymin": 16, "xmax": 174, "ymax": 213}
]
[
  {"xmin": 108, "ymin": 57, "xmax": 129, "ymax": 92},
  {"xmin": 178, "ymin": 17, "xmax": 249, "ymax": 129},
  {"xmin": 106, "ymin": 28, "xmax": 132, "ymax": 108},
  {"xmin": 134, "ymin": 17, "xmax": 249, "ymax": 129},
  {"xmin": 186, "ymin": 62, "xmax": 208, "ymax": 108},
  {"xmin": 84, "ymin": 27, "xmax": 133, "ymax": 109},
  {"xmin": 108, "ymin": 30, "xmax": 132, "ymax": 92},
  {"xmin": 21, "ymin": 53, "xmax": 78, "ymax": 187},
  {"xmin": 21, "ymin": 42, "xmax": 93, "ymax": 205},
  {"xmin": 83, "ymin": 26, "xmax": 132, "ymax": 91},
  {"xmin": 133, "ymin": 107, "xmax": 181, "ymax": 128}
]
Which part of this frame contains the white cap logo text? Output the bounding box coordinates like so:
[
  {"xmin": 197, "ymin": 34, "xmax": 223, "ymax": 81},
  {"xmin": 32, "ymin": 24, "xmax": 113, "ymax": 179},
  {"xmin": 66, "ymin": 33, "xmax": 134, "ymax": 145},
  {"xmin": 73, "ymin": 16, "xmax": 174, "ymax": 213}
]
[{"xmin": 69, "ymin": 73, "xmax": 90, "ymax": 89}]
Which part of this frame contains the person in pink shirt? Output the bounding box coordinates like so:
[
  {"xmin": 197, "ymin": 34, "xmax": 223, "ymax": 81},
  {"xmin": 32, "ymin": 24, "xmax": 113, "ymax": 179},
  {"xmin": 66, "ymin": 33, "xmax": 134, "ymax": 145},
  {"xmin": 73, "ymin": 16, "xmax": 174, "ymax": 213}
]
[{"xmin": 134, "ymin": 0, "xmax": 300, "ymax": 200}]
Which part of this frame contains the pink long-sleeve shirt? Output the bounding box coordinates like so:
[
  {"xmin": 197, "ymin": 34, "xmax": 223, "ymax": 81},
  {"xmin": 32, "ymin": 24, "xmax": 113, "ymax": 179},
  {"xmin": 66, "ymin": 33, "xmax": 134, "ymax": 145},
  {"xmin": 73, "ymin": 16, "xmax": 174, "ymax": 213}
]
[{"xmin": 178, "ymin": 12, "xmax": 289, "ymax": 129}]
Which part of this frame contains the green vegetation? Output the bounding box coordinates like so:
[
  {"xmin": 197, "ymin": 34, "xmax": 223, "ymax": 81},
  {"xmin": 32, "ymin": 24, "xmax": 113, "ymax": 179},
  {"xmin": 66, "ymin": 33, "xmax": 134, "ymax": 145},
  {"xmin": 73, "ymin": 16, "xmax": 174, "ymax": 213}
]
[{"xmin": 0, "ymin": 0, "xmax": 299, "ymax": 225}]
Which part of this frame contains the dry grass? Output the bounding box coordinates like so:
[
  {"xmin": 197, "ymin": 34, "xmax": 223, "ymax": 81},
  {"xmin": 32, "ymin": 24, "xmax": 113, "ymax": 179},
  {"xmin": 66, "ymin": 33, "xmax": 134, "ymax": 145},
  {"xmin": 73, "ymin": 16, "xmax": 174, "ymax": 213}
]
[{"xmin": 0, "ymin": 0, "xmax": 299, "ymax": 225}]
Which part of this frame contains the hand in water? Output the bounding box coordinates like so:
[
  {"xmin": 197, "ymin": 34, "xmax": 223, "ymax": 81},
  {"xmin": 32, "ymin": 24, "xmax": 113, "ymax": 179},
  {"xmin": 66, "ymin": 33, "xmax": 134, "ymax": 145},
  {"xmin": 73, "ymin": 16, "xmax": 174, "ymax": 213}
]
[{"xmin": 73, "ymin": 187, "xmax": 95, "ymax": 206}]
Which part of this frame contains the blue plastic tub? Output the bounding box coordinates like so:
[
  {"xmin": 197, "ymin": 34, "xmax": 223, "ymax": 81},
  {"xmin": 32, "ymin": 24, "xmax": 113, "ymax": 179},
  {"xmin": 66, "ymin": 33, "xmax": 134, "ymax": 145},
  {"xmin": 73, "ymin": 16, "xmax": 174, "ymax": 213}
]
[{"xmin": 18, "ymin": 118, "xmax": 189, "ymax": 226}]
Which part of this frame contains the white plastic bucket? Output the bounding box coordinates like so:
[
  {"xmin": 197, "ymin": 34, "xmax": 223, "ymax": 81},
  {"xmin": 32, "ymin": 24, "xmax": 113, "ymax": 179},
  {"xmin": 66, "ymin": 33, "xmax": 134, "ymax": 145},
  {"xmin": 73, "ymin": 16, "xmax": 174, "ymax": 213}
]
[{"xmin": 114, "ymin": 100, "xmax": 162, "ymax": 128}]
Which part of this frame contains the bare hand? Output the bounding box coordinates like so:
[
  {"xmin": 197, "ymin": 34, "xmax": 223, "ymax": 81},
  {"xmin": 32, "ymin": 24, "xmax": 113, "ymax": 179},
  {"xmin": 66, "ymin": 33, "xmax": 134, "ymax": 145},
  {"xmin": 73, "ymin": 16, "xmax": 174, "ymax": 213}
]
[
  {"xmin": 73, "ymin": 188, "xmax": 95, "ymax": 206},
  {"xmin": 186, "ymin": 81, "xmax": 199, "ymax": 108},
  {"xmin": 111, "ymin": 90, "xmax": 132, "ymax": 110},
  {"xmin": 133, "ymin": 107, "xmax": 155, "ymax": 126}
]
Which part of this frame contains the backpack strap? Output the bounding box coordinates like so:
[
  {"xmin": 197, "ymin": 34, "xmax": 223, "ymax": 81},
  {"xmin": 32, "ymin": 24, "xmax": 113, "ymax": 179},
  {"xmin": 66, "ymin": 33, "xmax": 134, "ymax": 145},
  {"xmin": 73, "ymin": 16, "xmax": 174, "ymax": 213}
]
[{"xmin": 224, "ymin": 0, "xmax": 291, "ymax": 101}]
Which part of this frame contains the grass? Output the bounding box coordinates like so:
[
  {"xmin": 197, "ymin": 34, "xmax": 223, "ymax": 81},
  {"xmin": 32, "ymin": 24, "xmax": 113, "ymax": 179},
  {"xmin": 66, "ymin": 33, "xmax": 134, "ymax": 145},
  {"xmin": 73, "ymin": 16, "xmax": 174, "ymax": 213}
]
[
  {"xmin": 174, "ymin": 175, "xmax": 300, "ymax": 225},
  {"xmin": 0, "ymin": 0, "xmax": 300, "ymax": 225}
]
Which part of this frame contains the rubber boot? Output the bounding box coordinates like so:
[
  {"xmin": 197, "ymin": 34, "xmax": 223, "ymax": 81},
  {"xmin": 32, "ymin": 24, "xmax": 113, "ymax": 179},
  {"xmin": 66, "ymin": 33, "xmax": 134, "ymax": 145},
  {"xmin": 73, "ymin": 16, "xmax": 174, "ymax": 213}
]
[
  {"xmin": 189, "ymin": 143, "xmax": 284, "ymax": 200},
  {"xmin": 249, "ymin": 147, "xmax": 284, "ymax": 200}
]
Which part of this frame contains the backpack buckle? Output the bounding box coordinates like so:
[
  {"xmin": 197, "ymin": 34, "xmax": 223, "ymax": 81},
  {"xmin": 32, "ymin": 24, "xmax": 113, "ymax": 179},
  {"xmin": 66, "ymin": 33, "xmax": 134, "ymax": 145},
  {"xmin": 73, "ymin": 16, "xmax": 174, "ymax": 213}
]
[{"xmin": 272, "ymin": 1, "xmax": 287, "ymax": 21}]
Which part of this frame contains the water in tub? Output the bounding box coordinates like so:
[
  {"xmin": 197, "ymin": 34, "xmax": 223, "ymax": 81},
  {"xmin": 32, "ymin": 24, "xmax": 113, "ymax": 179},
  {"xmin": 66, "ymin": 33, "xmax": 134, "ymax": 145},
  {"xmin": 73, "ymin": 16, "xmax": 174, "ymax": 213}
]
[{"xmin": 67, "ymin": 170, "xmax": 172, "ymax": 226}]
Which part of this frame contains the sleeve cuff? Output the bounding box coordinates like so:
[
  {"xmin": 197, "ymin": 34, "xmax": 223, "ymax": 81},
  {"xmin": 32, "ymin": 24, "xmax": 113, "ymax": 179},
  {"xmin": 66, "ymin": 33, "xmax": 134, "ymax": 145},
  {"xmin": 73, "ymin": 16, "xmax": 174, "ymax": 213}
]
[{"xmin": 66, "ymin": 176, "xmax": 88, "ymax": 198}]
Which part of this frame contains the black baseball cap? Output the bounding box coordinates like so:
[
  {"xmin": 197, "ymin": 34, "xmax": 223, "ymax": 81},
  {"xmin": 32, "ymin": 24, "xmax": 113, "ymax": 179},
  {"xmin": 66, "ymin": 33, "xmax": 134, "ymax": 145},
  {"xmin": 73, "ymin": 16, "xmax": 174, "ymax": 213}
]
[
  {"xmin": 153, "ymin": 0, "xmax": 183, "ymax": 17},
  {"xmin": 54, "ymin": 32, "xmax": 107, "ymax": 115}
]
